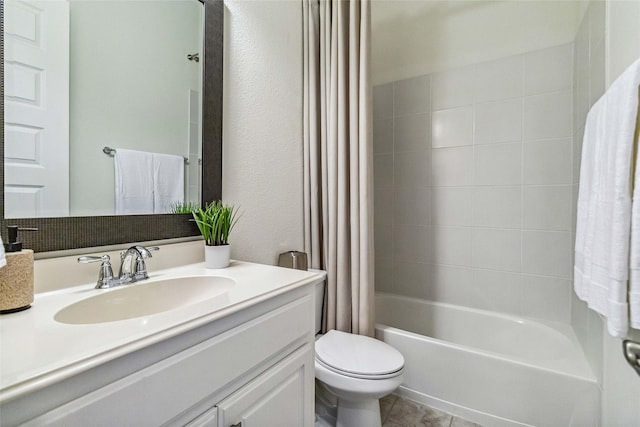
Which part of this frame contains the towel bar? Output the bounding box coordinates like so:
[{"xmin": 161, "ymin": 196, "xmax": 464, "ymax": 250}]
[{"xmin": 103, "ymin": 146, "xmax": 190, "ymax": 165}]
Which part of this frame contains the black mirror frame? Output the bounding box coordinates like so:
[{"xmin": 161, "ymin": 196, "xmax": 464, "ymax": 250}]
[{"xmin": 0, "ymin": 0, "xmax": 223, "ymax": 253}]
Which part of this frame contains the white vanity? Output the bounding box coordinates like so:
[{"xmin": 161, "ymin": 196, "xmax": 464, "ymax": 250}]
[{"xmin": 0, "ymin": 260, "xmax": 324, "ymax": 427}]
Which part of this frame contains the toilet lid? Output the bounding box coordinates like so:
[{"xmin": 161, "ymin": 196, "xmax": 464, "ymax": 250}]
[{"xmin": 315, "ymin": 330, "xmax": 404, "ymax": 377}]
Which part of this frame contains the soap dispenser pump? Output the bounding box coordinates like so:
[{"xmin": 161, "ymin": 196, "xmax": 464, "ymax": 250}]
[{"xmin": 0, "ymin": 226, "xmax": 37, "ymax": 314}]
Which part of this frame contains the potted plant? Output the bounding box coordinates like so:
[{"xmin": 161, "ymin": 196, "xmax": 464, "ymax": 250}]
[{"xmin": 192, "ymin": 201, "xmax": 239, "ymax": 268}]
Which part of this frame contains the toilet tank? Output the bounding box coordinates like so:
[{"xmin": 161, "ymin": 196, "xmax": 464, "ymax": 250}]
[{"xmin": 313, "ymin": 273, "xmax": 325, "ymax": 335}]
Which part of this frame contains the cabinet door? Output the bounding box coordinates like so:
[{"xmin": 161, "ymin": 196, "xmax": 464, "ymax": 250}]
[{"xmin": 217, "ymin": 346, "xmax": 314, "ymax": 427}]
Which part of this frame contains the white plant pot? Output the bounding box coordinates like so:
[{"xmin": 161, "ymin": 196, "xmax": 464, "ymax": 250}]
[{"xmin": 204, "ymin": 244, "xmax": 231, "ymax": 269}]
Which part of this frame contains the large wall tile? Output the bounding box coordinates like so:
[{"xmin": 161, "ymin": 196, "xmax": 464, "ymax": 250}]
[
  {"xmin": 473, "ymin": 186, "xmax": 522, "ymax": 229},
  {"xmin": 432, "ymin": 106, "xmax": 473, "ymax": 148},
  {"xmin": 374, "ymin": 153, "xmax": 393, "ymax": 189},
  {"xmin": 473, "ymin": 55, "xmax": 523, "ymax": 103},
  {"xmin": 522, "ymin": 230, "xmax": 572, "ymax": 277},
  {"xmin": 393, "ymin": 261, "xmax": 430, "ymax": 298},
  {"xmin": 431, "ymin": 66, "xmax": 474, "ymax": 110},
  {"xmin": 472, "ymin": 268, "xmax": 522, "ymax": 314},
  {"xmin": 523, "ymin": 138, "xmax": 572, "ymax": 185},
  {"xmin": 524, "ymin": 90, "xmax": 573, "ymax": 140},
  {"xmin": 431, "ymin": 187, "xmax": 473, "ymax": 226},
  {"xmin": 395, "ymin": 224, "xmax": 431, "ymax": 263},
  {"xmin": 427, "ymin": 264, "xmax": 474, "ymax": 307},
  {"xmin": 374, "ymin": 185, "xmax": 393, "ymax": 226},
  {"xmin": 523, "ymin": 185, "xmax": 572, "ymax": 231},
  {"xmin": 474, "ymin": 98, "xmax": 523, "ymax": 144},
  {"xmin": 375, "ymin": 221, "xmax": 393, "ymax": 259},
  {"xmin": 471, "ymin": 228, "xmax": 522, "ymax": 272},
  {"xmin": 374, "ymin": 83, "xmax": 394, "ymax": 120},
  {"xmin": 374, "ymin": 118, "xmax": 393, "ymax": 154},
  {"xmin": 431, "ymin": 226, "xmax": 472, "ymax": 267},
  {"xmin": 394, "ymin": 75, "xmax": 430, "ymax": 116},
  {"xmin": 524, "ymin": 44, "xmax": 573, "ymax": 95},
  {"xmin": 395, "ymin": 113, "xmax": 430, "ymax": 152},
  {"xmin": 474, "ymin": 142, "xmax": 522, "ymax": 186},
  {"xmin": 432, "ymin": 146, "xmax": 473, "ymax": 187},
  {"xmin": 394, "ymin": 150, "xmax": 430, "ymax": 188},
  {"xmin": 395, "ymin": 186, "xmax": 430, "ymax": 226},
  {"xmin": 522, "ymin": 274, "xmax": 571, "ymax": 323},
  {"xmin": 374, "ymin": 256, "xmax": 394, "ymax": 293}
]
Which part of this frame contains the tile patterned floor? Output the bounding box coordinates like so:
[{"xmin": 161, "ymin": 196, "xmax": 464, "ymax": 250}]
[{"xmin": 380, "ymin": 395, "xmax": 483, "ymax": 427}]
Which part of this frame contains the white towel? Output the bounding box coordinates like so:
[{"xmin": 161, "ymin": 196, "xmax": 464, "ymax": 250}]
[
  {"xmin": 575, "ymin": 58, "xmax": 640, "ymax": 337},
  {"xmin": 625, "ymin": 59, "xmax": 640, "ymax": 331},
  {"xmin": 0, "ymin": 234, "xmax": 6, "ymax": 269},
  {"xmin": 152, "ymin": 153, "xmax": 184, "ymax": 214},
  {"xmin": 114, "ymin": 148, "xmax": 154, "ymax": 215}
]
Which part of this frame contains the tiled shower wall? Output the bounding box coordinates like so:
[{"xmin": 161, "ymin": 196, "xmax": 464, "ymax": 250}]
[
  {"xmin": 571, "ymin": 0, "xmax": 606, "ymax": 383},
  {"xmin": 373, "ymin": 43, "xmax": 574, "ymax": 323}
]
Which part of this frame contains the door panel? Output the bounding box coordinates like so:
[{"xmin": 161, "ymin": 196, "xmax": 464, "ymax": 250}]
[{"xmin": 4, "ymin": 0, "xmax": 69, "ymax": 217}]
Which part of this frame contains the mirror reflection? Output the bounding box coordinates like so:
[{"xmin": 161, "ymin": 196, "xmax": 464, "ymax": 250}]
[{"xmin": 4, "ymin": 0, "xmax": 203, "ymax": 218}]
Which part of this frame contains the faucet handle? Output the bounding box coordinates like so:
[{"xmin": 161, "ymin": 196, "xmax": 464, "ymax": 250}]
[
  {"xmin": 78, "ymin": 255, "xmax": 115, "ymax": 289},
  {"xmin": 78, "ymin": 254, "xmax": 110, "ymax": 264},
  {"xmin": 138, "ymin": 246, "xmax": 159, "ymax": 258}
]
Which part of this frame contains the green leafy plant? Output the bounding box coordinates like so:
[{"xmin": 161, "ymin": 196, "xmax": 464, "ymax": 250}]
[
  {"xmin": 192, "ymin": 201, "xmax": 239, "ymax": 246},
  {"xmin": 170, "ymin": 201, "xmax": 201, "ymax": 214}
]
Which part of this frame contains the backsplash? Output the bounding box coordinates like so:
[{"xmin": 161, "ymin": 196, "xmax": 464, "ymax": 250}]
[{"xmin": 373, "ymin": 43, "xmax": 574, "ymax": 323}]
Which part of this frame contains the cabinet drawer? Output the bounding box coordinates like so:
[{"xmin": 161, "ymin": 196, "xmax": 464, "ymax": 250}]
[{"xmin": 24, "ymin": 295, "xmax": 313, "ymax": 427}]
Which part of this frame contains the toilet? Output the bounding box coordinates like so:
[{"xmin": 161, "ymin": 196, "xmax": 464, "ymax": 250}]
[{"xmin": 314, "ymin": 281, "xmax": 404, "ymax": 427}]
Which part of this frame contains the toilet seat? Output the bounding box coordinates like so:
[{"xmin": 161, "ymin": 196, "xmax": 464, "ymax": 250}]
[{"xmin": 315, "ymin": 330, "xmax": 404, "ymax": 380}]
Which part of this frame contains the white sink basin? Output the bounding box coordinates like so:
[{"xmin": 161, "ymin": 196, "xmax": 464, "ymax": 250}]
[{"xmin": 54, "ymin": 276, "xmax": 234, "ymax": 324}]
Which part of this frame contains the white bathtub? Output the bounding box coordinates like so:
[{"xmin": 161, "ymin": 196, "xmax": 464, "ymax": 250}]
[{"xmin": 375, "ymin": 293, "xmax": 599, "ymax": 427}]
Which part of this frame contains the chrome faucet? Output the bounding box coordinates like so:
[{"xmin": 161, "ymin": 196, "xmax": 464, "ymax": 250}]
[
  {"xmin": 78, "ymin": 245, "xmax": 159, "ymax": 289},
  {"xmin": 119, "ymin": 245, "xmax": 154, "ymax": 282}
]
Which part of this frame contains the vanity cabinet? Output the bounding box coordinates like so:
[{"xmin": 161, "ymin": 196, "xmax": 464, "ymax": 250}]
[{"xmin": 1, "ymin": 285, "xmax": 316, "ymax": 427}]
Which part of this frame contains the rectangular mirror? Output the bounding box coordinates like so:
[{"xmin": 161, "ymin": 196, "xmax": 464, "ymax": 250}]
[{"xmin": 0, "ymin": 0, "xmax": 223, "ymax": 251}]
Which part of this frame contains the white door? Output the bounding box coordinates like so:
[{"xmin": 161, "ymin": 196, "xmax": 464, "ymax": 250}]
[{"xmin": 4, "ymin": 0, "xmax": 69, "ymax": 218}]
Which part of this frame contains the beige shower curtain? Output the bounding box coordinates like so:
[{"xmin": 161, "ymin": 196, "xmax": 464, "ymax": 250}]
[{"xmin": 303, "ymin": 0, "xmax": 374, "ymax": 336}]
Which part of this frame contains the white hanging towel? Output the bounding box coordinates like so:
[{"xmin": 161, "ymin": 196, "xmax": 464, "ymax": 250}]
[
  {"xmin": 114, "ymin": 148, "xmax": 154, "ymax": 215},
  {"xmin": 152, "ymin": 153, "xmax": 184, "ymax": 214},
  {"xmin": 575, "ymin": 58, "xmax": 640, "ymax": 337}
]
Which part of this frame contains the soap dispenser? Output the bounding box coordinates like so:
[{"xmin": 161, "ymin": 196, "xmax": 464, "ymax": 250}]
[{"xmin": 0, "ymin": 226, "xmax": 37, "ymax": 314}]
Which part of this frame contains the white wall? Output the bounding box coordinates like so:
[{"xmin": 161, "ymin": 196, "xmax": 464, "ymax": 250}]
[
  {"xmin": 221, "ymin": 0, "xmax": 304, "ymax": 265},
  {"xmin": 372, "ymin": 0, "xmax": 581, "ymax": 85},
  {"xmin": 69, "ymin": 0, "xmax": 201, "ymax": 216}
]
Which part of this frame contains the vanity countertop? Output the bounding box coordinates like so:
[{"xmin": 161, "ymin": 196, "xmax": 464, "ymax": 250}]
[{"xmin": 0, "ymin": 261, "xmax": 324, "ymax": 403}]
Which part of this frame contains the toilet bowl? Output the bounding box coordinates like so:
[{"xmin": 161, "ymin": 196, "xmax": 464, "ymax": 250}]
[{"xmin": 315, "ymin": 329, "xmax": 404, "ymax": 427}]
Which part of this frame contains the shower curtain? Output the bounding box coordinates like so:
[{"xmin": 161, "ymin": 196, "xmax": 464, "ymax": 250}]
[{"xmin": 302, "ymin": 0, "xmax": 374, "ymax": 336}]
